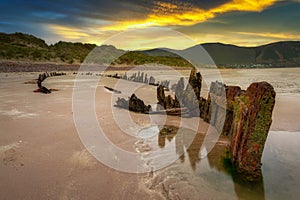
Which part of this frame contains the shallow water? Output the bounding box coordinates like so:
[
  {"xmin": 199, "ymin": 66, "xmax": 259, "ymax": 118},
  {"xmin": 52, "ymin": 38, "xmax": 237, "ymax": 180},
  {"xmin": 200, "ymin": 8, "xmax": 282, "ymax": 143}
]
[{"xmin": 137, "ymin": 127, "xmax": 300, "ymax": 200}]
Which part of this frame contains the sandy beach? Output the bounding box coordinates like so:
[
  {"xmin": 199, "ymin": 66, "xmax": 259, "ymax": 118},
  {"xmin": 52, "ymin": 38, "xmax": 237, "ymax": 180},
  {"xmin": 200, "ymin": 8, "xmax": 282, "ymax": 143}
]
[
  {"xmin": 0, "ymin": 67, "xmax": 300, "ymax": 199},
  {"xmin": 0, "ymin": 73, "xmax": 142, "ymax": 199}
]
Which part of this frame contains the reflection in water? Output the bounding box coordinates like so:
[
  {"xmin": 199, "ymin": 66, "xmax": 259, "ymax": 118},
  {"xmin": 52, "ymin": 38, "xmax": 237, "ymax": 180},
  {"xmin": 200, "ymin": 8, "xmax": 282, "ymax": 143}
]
[
  {"xmin": 158, "ymin": 126, "xmax": 202, "ymax": 170},
  {"xmin": 232, "ymin": 179, "xmax": 265, "ymax": 200},
  {"xmin": 156, "ymin": 126, "xmax": 266, "ymax": 200}
]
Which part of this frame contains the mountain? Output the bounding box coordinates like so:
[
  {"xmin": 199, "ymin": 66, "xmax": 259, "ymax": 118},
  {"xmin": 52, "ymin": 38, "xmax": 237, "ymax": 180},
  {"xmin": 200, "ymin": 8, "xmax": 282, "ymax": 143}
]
[
  {"xmin": 138, "ymin": 48, "xmax": 180, "ymax": 57},
  {"xmin": 201, "ymin": 43, "xmax": 256, "ymax": 65},
  {"xmin": 138, "ymin": 42, "xmax": 300, "ymax": 68},
  {"xmin": 187, "ymin": 41, "xmax": 300, "ymax": 67},
  {"xmin": 1, "ymin": 32, "xmax": 300, "ymax": 68},
  {"xmin": 254, "ymin": 41, "xmax": 300, "ymax": 64}
]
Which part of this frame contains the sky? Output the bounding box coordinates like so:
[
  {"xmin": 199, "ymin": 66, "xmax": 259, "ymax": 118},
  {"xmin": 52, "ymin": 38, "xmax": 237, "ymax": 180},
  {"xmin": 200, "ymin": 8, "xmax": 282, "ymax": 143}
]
[{"xmin": 0, "ymin": 0, "xmax": 300, "ymax": 49}]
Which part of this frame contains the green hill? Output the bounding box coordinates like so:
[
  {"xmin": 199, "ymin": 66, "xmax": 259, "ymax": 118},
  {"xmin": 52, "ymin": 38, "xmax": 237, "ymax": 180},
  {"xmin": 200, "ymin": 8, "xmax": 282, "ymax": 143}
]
[
  {"xmin": 1, "ymin": 32, "xmax": 300, "ymax": 68},
  {"xmin": 0, "ymin": 32, "xmax": 96, "ymax": 63},
  {"xmin": 0, "ymin": 32, "xmax": 192, "ymax": 67},
  {"xmin": 193, "ymin": 41, "xmax": 300, "ymax": 67},
  {"xmin": 254, "ymin": 41, "xmax": 300, "ymax": 64},
  {"xmin": 112, "ymin": 51, "xmax": 193, "ymax": 67},
  {"xmin": 50, "ymin": 41, "xmax": 96, "ymax": 63},
  {"xmin": 0, "ymin": 32, "xmax": 49, "ymax": 61},
  {"xmin": 201, "ymin": 43, "xmax": 256, "ymax": 65}
]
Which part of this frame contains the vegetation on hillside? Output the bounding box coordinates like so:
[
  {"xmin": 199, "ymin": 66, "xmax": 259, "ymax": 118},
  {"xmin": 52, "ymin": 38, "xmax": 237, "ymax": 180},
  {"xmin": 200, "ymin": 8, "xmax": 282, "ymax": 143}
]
[
  {"xmin": 199, "ymin": 42, "xmax": 300, "ymax": 67},
  {"xmin": 1, "ymin": 32, "xmax": 300, "ymax": 68},
  {"xmin": 0, "ymin": 32, "xmax": 192, "ymax": 67},
  {"xmin": 112, "ymin": 51, "xmax": 193, "ymax": 67},
  {"xmin": 0, "ymin": 32, "xmax": 96, "ymax": 64}
]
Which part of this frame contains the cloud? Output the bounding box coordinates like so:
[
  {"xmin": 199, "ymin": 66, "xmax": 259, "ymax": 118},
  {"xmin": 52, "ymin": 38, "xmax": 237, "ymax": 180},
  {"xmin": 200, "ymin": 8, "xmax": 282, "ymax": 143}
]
[
  {"xmin": 48, "ymin": 25, "xmax": 90, "ymax": 40},
  {"xmin": 175, "ymin": 1, "xmax": 300, "ymax": 46},
  {"xmin": 235, "ymin": 31, "xmax": 300, "ymax": 40},
  {"xmin": 102, "ymin": 27, "xmax": 196, "ymax": 50},
  {"xmin": 1, "ymin": 0, "xmax": 298, "ymax": 48},
  {"xmin": 188, "ymin": 30, "xmax": 300, "ymax": 47},
  {"xmin": 101, "ymin": 0, "xmax": 278, "ymax": 31}
]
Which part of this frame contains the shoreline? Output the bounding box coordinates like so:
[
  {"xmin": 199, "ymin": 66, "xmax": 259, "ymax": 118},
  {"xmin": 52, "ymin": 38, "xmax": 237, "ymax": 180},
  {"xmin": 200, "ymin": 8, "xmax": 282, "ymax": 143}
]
[
  {"xmin": 1, "ymin": 60, "xmax": 299, "ymax": 73},
  {"xmin": 0, "ymin": 61, "xmax": 191, "ymax": 72}
]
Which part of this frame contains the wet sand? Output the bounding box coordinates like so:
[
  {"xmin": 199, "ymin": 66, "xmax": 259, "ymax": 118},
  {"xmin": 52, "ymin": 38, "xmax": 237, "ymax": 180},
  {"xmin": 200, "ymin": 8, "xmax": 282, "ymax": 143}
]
[
  {"xmin": 0, "ymin": 72, "xmax": 152, "ymax": 199},
  {"xmin": 0, "ymin": 68, "xmax": 300, "ymax": 199}
]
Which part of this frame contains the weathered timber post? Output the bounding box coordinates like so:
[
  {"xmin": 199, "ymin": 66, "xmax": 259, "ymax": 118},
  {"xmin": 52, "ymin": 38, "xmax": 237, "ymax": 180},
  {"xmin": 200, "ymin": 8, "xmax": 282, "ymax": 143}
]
[
  {"xmin": 222, "ymin": 86, "xmax": 242, "ymax": 135},
  {"xmin": 230, "ymin": 82, "xmax": 276, "ymax": 181}
]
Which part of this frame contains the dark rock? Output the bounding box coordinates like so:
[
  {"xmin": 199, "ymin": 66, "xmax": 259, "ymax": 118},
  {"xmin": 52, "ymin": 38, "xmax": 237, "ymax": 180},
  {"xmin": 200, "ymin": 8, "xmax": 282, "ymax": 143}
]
[
  {"xmin": 149, "ymin": 76, "xmax": 155, "ymax": 85},
  {"xmin": 104, "ymin": 86, "xmax": 121, "ymax": 94},
  {"xmin": 112, "ymin": 73, "xmax": 121, "ymax": 79},
  {"xmin": 157, "ymin": 85, "xmax": 165, "ymax": 109},
  {"xmin": 186, "ymin": 67, "xmax": 202, "ymax": 100},
  {"xmin": 129, "ymin": 94, "xmax": 152, "ymax": 113},
  {"xmin": 165, "ymin": 95, "xmax": 176, "ymax": 109},
  {"xmin": 116, "ymin": 94, "xmax": 151, "ymax": 113},
  {"xmin": 156, "ymin": 84, "xmax": 180, "ymax": 111},
  {"xmin": 39, "ymin": 86, "xmax": 51, "ymax": 94}
]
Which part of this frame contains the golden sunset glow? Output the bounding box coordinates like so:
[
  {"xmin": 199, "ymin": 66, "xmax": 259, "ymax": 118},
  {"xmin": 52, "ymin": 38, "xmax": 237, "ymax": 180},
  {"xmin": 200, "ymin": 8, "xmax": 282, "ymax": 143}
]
[
  {"xmin": 236, "ymin": 31, "xmax": 300, "ymax": 40},
  {"xmin": 101, "ymin": 0, "xmax": 278, "ymax": 31},
  {"xmin": 49, "ymin": 24, "xmax": 89, "ymax": 39},
  {"xmin": 37, "ymin": 0, "xmax": 300, "ymax": 48},
  {"xmin": 212, "ymin": 0, "xmax": 277, "ymax": 13},
  {"xmin": 189, "ymin": 31, "xmax": 300, "ymax": 47}
]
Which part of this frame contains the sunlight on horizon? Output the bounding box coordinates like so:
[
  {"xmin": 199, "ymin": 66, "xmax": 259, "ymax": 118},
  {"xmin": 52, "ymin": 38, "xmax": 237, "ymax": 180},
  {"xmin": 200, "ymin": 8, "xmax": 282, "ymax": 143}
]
[{"xmin": 45, "ymin": 0, "xmax": 286, "ymax": 49}]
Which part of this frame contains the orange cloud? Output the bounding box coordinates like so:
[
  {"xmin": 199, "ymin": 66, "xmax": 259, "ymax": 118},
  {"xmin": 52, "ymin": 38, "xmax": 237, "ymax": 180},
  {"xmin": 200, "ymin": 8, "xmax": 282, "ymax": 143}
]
[
  {"xmin": 101, "ymin": 0, "xmax": 278, "ymax": 31},
  {"xmin": 235, "ymin": 31, "xmax": 300, "ymax": 40},
  {"xmin": 212, "ymin": 0, "xmax": 278, "ymax": 13},
  {"xmin": 49, "ymin": 24, "xmax": 90, "ymax": 39}
]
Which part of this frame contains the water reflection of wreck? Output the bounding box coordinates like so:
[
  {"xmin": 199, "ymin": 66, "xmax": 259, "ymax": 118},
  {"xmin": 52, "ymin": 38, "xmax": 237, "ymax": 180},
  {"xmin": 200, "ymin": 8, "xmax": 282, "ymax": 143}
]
[{"xmin": 157, "ymin": 125, "xmax": 266, "ymax": 200}]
